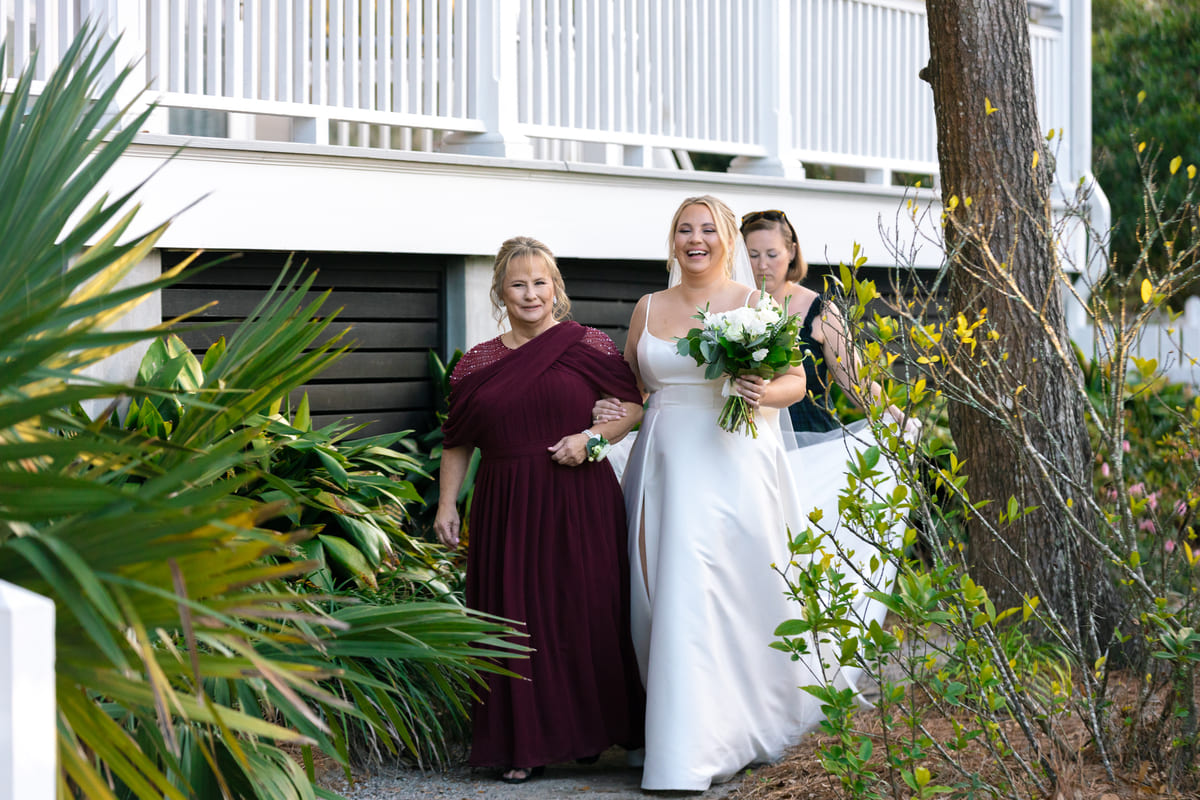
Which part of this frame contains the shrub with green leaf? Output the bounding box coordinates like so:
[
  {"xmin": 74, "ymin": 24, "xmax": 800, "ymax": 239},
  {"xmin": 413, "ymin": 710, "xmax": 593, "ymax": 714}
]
[
  {"xmin": 0, "ymin": 27, "xmax": 522, "ymax": 798},
  {"xmin": 768, "ymin": 140, "xmax": 1200, "ymax": 797}
]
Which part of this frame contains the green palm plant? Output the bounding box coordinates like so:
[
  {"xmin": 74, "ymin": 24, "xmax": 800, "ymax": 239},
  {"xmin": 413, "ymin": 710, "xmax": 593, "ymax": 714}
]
[
  {"xmin": 123, "ymin": 330, "xmax": 519, "ymax": 769},
  {"xmin": 0, "ymin": 28, "xmax": 523, "ymax": 798},
  {"xmin": 127, "ymin": 333, "xmax": 443, "ymax": 592}
]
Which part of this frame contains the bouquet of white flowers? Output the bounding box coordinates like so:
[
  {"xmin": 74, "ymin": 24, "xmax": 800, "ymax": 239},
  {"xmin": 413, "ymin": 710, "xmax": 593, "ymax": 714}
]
[{"xmin": 676, "ymin": 290, "xmax": 806, "ymax": 437}]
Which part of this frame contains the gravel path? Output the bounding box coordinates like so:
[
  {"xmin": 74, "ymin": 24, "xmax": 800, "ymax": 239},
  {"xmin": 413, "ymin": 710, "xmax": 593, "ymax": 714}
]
[
  {"xmin": 321, "ymin": 617, "xmax": 910, "ymax": 799},
  {"xmin": 322, "ymin": 747, "xmax": 749, "ymax": 799}
]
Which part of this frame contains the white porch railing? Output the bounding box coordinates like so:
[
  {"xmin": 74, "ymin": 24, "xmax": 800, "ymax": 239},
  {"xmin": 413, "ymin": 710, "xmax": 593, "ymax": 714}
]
[
  {"xmin": 1071, "ymin": 297, "xmax": 1200, "ymax": 387},
  {"xmin": 2, "ymin": 0, "xmax": 1085, "ymax": 184}
]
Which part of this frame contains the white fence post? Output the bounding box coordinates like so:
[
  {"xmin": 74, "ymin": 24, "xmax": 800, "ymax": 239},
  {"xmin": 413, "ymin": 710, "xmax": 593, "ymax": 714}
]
[
  {"xmin": 729, "ymin": 0, "xmax": 805, "ymax": 178},
  {"xmin": 88, "ymin": 0, "xmax": 168, "ymax": 133},
  {"xmin": 441, "ymin": 0, "xmax": 531, "ymax": 158},
  {"xmin": 0, "ymin": 580, "xmax": 56, "ymax": 800}
]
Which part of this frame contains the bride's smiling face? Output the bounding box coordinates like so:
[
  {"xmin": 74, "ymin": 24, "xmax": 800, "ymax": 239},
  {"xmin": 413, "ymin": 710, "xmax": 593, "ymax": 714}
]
[{"xmin": 673, "ymin": 204, "xmax": 726, "ymax": 278}]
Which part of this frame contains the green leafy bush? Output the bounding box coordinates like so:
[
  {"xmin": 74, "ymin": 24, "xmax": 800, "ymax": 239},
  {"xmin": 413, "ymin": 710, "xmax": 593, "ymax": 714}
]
[
  {"xmin": 0, "ymin": 28, "xmax": 522, "ymax": 798},
  {"xmin": 1093, "ymin": 0, "xmax": 1200, "ymax": 299},
  {"xmin": 771, "ymin": 147, "xmax": 1200, "ymax": 796}
]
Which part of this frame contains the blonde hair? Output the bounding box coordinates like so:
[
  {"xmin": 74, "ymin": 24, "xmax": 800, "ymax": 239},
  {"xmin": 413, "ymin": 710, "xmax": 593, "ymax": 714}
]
[
  {"xmin": 666, "ymin": 195, "xmax": 738, "ymax": 278},
  {"xmin": 489, "ymin": 236, "xmax": 571, "ymax": 323}
]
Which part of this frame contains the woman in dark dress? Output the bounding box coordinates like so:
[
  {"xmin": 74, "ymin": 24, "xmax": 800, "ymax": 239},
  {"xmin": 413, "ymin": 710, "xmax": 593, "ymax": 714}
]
[
  {"xmin": 434, "ymin": 236, "xmax": 645, "ymax": 784},
  {"xmin": 740, "ymin": 208, "xmax": 917, "ymax": 436}
]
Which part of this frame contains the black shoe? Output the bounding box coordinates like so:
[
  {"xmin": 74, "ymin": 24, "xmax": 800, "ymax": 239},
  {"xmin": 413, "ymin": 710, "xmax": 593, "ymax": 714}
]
[{"xmin": 500, "ymin": 766, "xmax": 544, "ymax": 784}]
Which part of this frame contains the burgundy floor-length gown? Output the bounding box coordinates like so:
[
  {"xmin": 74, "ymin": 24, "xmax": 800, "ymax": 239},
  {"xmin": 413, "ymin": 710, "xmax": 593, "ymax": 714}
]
[{"xmin": 442, "ymin": 321, "xmax": 645, "ymax": 769}]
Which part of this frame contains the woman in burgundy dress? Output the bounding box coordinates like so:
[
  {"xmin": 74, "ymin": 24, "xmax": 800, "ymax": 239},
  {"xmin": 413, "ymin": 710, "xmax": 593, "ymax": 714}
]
[{"xmin": 434, "ymin": 236, "xmax": 645, "ymax": 784}]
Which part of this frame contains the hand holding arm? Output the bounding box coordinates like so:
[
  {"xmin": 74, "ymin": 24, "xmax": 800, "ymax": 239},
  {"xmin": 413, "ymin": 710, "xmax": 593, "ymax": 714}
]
[{"xmin": 591, "ymin": 396, "xmax": 627, "ymax": 424}]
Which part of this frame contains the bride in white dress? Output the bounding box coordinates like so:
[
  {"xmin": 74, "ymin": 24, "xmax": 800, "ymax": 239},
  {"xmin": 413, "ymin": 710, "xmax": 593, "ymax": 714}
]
[{"xmin": 616, "ymin": 195, "xmax": 832, "ymax": 791}]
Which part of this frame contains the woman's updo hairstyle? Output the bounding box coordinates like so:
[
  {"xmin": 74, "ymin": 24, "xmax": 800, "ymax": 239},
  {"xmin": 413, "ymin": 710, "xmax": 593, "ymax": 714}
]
[
  {"xmin": 667, "ymin": 195, "xmax": 739, "ymax": 277},
  {"xmin": 489, "ymin": 236, "xmax": 571, "ymax": 324},
  {"xmin": 739, "ymin": 209, "xmax": 807, "ymax": 282}
]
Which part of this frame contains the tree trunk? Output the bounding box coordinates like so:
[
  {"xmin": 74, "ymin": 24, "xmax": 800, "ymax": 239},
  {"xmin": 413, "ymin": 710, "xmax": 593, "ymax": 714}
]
[{"xmin": 922, "ymin": 0, "xmax": 1123, "ymax": 662}]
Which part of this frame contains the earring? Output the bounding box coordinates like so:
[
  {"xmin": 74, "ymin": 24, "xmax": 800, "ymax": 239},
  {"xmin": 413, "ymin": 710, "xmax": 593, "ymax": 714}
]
[{"xmin": 552, "ymin": 297, "xmax": 558, "ymax": 305}]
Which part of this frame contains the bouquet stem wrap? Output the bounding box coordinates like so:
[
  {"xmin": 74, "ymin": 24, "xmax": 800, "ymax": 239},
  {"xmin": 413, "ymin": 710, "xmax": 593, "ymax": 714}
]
[{"xmin": 719, "ymin": 377, "xmax": 760, "ymax": 437}]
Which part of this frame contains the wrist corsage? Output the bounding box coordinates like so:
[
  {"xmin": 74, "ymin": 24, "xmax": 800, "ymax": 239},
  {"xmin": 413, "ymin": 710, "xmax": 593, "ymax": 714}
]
[{"xmin": 583, "ymin": 429, "xmax": 612, "ymax": 462}]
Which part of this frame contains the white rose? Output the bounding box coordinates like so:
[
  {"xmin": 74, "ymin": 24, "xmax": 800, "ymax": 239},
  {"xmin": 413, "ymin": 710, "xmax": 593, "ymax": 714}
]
[
  {"xmin": 738, "ymin": 309, "xmax": 768, "ymax": 337},
  {"xmin": 756, "ymin": 306, "xmax": 782, "ymax": 327},
  {"xmin": 752, "ymin": 348, "xmax": 769, "ymax": 362},
  {"xmin": 755, "ymin": 292, "xmax": 780, "ymax": 312}
]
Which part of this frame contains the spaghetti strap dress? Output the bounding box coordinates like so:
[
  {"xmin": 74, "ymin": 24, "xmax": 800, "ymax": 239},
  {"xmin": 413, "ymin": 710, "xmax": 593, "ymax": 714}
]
[{"xmin": 620, "ymin": 293, "xmax": 830, "ymax": 791}]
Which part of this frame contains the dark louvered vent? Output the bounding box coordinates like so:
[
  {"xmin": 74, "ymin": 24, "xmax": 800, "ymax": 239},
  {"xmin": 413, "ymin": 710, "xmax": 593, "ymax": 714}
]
[
  {"xmin": 161, "ymin": 250, "xmax": 444, "ymax": 438},
  {"xmin": 558, "ymin": 258, "xmax": 665, "ymax": 351}
]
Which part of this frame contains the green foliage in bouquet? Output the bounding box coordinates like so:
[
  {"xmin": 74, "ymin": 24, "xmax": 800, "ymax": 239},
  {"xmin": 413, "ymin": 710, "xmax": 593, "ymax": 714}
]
[{"xmin": 675, "ymin": 290, "xmax": 807, "ymax": 436}]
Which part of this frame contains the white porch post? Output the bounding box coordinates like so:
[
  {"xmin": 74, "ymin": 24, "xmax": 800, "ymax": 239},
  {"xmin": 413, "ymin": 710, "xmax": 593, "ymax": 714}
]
[
  {"xmin": 0, "ymin": 581, "xmax": 56, "ymax": 800},
  {"xmin": 441, "ymin": 0, "xmax": 532, "ymax": 159},
  {"xmin": 1066, "ymin": 0, "xmax": 1091, "ymax": 184},
  {"xmin": 462, "ymin": 255, "xmax": 504, "ymax": 350},
  {"xmin": 1058, "ymin": 0, "xmax": 1110, "ymax": 341},
  {"xmin": 729, "ymin": 0, "xmax": 805, "ymax": 179},
  {"xmin": 93, "ymin": 0, "xmax": 169, "ymax": 134},
  {"xmin": 445, "ymin": 254, "xmax": 505, "ymax": 355},
  {"xmin": 79, "ymin": 250, "xmax": 163, "ymax": 397}
]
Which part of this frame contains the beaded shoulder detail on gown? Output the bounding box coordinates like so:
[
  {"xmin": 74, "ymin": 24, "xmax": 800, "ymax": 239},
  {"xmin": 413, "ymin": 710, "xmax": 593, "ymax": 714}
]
[
  {"xmin": 580, "ymin": 326, "xmax": 622, "ymax": 357},
  {"xmin": 450, "ymin": 337, "xmax": 509, "ymax": 386}
]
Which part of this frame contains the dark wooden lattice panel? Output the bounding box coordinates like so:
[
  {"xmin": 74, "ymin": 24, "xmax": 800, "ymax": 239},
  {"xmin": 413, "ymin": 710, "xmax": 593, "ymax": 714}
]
[
  {"xmin": 559, "ymin": 258, "xmax": 669, "ymax": 351},
  {"xmin": 161, "ymin": 250, "xmax": 444, "ymax": 438}
]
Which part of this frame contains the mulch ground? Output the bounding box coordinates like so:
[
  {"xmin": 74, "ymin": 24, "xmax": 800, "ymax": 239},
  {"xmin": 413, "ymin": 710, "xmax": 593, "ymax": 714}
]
[{"xmin": 727, "ymin": 677, "xmax": 1198, "ymax": 800}]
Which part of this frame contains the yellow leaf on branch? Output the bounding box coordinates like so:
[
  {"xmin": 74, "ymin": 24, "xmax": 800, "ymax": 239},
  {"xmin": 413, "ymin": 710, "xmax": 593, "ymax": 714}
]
[{"xmin": 1140, "ymin": 278, "xmax": 1153, "ymax": 304}]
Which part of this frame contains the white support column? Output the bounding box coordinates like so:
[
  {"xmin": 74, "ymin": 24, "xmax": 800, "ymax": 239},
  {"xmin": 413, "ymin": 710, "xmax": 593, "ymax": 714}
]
[
  {"xmin": 441, "ymin": 0, "xmax": 532, "ymax": 159},
  {"xmin": 580, "ymin": 142, "xmax": 622, "ymax": 165},
  {"xmin": 729, "ymin": 0, "xmax": 805, "ymax": 179},
  {"xmin": 0, "ymin": 580, "xmax": 56, "ymax": 800},
  {"xmin": 79, "ymin": 250, "xmax": 163, "ymax": 405},
  {"xmin": 293, "ymin": 117, "xmax": 331, "ymax": 144},
  {"xmin": 623, "ymin": 145, "xmax": 649, "ymax": 167},
  {"xmin": 863, "ymin": 168, "xmax": 892, "ymax": 185},
  {"xmin": 1066, "ymin": 0, "xmax": 1090, "ymax": 183},
  {"xmin": 462, "ymin": 255, "xmax": 504, "ymax": 350},
  {"xmin": 98, "ymin": 0, "xmax": 168, "ymax": 133},
  {"xmin": 1062, "ymin": 0, "xmax": 1108, "ymax": 342}
]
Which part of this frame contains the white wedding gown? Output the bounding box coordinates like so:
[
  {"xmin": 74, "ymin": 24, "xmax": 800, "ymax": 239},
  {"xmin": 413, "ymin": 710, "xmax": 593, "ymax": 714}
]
[{"xmin": 617, "ymin": 301, "xmax": 898, "ymax": 791}]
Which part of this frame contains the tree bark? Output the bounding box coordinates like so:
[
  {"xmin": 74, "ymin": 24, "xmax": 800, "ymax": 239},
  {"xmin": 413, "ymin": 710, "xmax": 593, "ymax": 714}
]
[{"xmin": 922, "ymin": 0, "xmax": 1123, "ymax": 662}]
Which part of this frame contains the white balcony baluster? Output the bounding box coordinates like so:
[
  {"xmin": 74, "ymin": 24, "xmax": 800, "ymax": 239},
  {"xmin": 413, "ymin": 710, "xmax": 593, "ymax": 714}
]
[{"xmin": 0, "ymin": 0, "xmax": 1077, "ymax": 184}]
